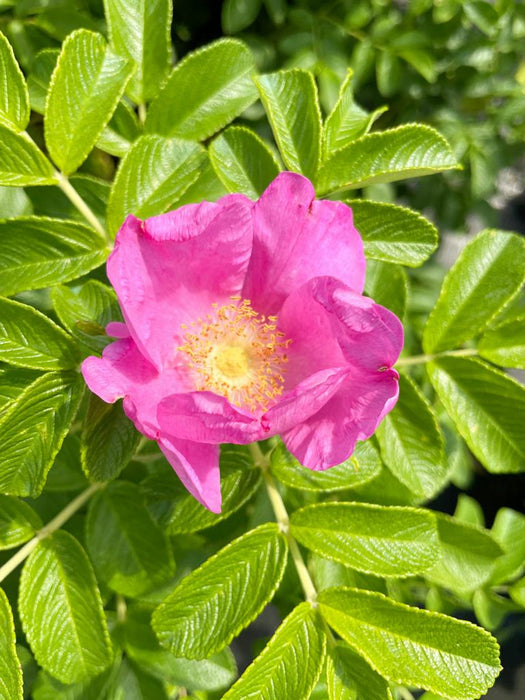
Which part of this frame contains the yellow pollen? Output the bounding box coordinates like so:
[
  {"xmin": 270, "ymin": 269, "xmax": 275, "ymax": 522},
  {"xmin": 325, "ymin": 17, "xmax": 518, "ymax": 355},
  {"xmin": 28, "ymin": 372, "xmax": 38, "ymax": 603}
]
[{"xmin": 178, "ymin": 297, "xmax": 291, "ymax": 412}]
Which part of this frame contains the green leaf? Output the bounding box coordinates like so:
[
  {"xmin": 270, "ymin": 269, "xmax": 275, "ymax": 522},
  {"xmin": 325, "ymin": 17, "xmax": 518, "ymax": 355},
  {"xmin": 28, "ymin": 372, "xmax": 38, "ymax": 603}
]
[
  {"xmin": 509, "ymin": 578, "xmax": 525, "ymax": 608},
  {"xmin": 86, "ymin": 481, "xmax": 174, "ymax": 597},
  {"xmin": 377, "ymin": 373, "xmax": 449, "ymax": 499},
  {"xmin": 209, "ymin": 126, "xmax": 280, "ymax": 199},
  {"xmin": 222, "ymin": 0, "xmax": 262, "ymax": 33},
  {"xmin": 364, "ymin": 259, "xmax": 407, "ymax": 319},
  {"xmin": 425, "ymin": 512, "xmax": 504, "ymax": 593},
  {"xmin": 143, "ymin": 445, "xmax": 262, "ymax": 534},
  {"xmin": 0, "ymin": 494, "xmax": 42, "ymax": 550},
  {"xmin": 270, "ymin": 440, "xmax": 381, "ymax": 492},
  {"xmin": 350, "ymin": 199, "xmax": 438, "ymax": 267},
  {"xmin": 423, "ymin": 230, "xmax": 525, "ymax": 353},
  {"xmin": 255, "ymin": 69, "xmax": 321, "ymax": 180},
  {"xmin": 152, "ymin": 523, "xmax": 288, "ymax": 658},
  {"xmin": 0, "ymin": 366, "xmax": 39, "ymax": 411},
  {"xmin": 223, "ymin": 603, "xmax": 325, "ymax": 700},
  {"xmin": 27, "ymin": 49, "xmax": 58, "ymax": 114},
  {"xmin": 0, "ymin": 218, "xmax": 107, "ymax": 297},
  {"xmin": 107, "ymin": 134, "xmax": 206, "ymax": 236},
  {"xmin": 175, "ymin": 159, "xmax": 228, "ymax": 205},
  {"xmin": 145, "ymin": 38, "xmax": 257, "ymax": 141},
  {"xmin": 0, "ymin": 372, "xmax": 83, "ymax": 497},
  {"xmin": 81, "ymin": 396, "xmax": 140, "ymax": 482},
  {"xmin": 317, "ymin": 124, "xmax": 457, "ymax": 195},
  {"xmin": 291, "ymin": 503, "xmax": 439, "ymax": 577},
  {"xmin": 45, "ymin": 434, "xmax": 89, "ymax": 493},
  {"xmin": 489, "ymin": 508, "xmax": 525, "ymax": 584},
  {"xmin": 19, "ymin": 530, "xmax": 113, "ymax": 684},
  {"xmin": 27, "ymin": 175, "xmax": 109, "ymax": 227},
  {"xmin": 45, "ymin": 29, "xmax": 133, "ymax": 174},
  {"xmin": 96, "ymin": 100, "xmax": 141, "ymax": 158},
  {"xmin": 478, "ymin": 315, "xmax": 525, "ymax": 369},
  {"xmin": 319, "ymin": 587, "xmax": 501, "ymax": 700},
  {"xmin": 428, "ymin": 356, "xmax": 525, "ymax": 474},
  {"xmin": 0, "ymin": 297, "xmax": 80, "ymax": 370},
  {"xmin": 326, "ymin": 642, "xmax": 393, "ymax": 700},
  {"xmin": 104, "ymin": 0, "xmax": 172, "ymax": 104},
  {"xmin": 376, "ymin": 52, "xmax": 401, "ymax": 97},
  {"xmin": 324, "ymin": 70, "xmax": 387, "ymax": 156},
  {"xmin": 0, "ymin": 589, "xmax": 23, "ymax": 700},
  {"xmin": 0, "ymin": 31, "xmax": 29, "ymax": 130},
  {"xmin": 0, "ymin": 125, "xmax": 55, "ymax": 186},
  {"xmin": 0, "ymin": 184, "xmax": 32, "ymax": 218}
]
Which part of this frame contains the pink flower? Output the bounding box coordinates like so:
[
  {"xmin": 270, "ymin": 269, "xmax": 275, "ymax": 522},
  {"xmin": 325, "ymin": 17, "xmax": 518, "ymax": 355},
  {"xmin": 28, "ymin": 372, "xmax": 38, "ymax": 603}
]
[{"xmin": 82, "ymin": 173, "xmax": 403, "ymax": 512}]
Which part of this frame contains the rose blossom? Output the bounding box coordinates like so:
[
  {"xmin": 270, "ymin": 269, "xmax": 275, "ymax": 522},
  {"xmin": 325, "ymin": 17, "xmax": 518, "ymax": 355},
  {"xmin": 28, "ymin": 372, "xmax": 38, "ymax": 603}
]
[{"xmin": 82, "ymin": 172, "xmax": 403, "ymax": 512}]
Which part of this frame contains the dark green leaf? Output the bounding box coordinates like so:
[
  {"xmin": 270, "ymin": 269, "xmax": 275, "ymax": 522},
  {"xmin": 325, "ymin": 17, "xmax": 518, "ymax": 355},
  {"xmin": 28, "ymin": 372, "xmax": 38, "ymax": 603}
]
[
  {"xmin": 364, "ymin": 259, "xmax": 407, "ymax": 319},
  {"xmin": 222, "ymin": 0, "xmax": 262, "ymax": 33},
  {"xmin": 0, "ymin": 495, "xmax": 42, "ymax": 550}
]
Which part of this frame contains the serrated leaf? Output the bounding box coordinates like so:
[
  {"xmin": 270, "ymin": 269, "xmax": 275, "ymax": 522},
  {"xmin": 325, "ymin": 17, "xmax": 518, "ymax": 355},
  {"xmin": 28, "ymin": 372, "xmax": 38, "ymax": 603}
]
[
  {"xmin": 270, "ymin": 440, "xmax": 381, "ymax": 492},
  {"xmin": 255, "ymin": 69, "xmax": 321, "ymax": 180},
  {"xmin": 364, "ymin": 259, "xmax": 407, "ymax": 319},
  {"xmin": 45, "ymin": 29, "xmax": 133, "ymax": 174},
  {"xmin": 152, "ymin": 523, "xmax": 288, "ymax": 658},
  {"xmin": 0, "ymin": 297, "xmax": 80, "ymax": 370},
  {"xmin": 209, "ymin": 126, "xmax": 280, "ymax": 199},
  {"xmin": 489, "ymin": 508, "xmax": 525, "ymax": 584},
  {"xmin": 478, "ymin": 316, "xmax": 525, "ymax": 369},
  {"xmin": 317, "ymin": 124, "xmax": 457, "ymax": 195},
  {"xmin": 423, "ymin": 230, "xmax": 525, "ymax": 353},
  {"xmin": 0, "ymin": 218, "xmax": 107, "ymax": 297},
  {"xmin": 428, "ymin": 356, "xmax": 525, "ymax": 474},
  {"xmin": 19, "ymin": 531, "xmax": 113, "ymax": 684},
  {"xmin": 86, "ymin": 481, "xmax": 174, "ymax": 597},
  {"xmin": 0, "ymin": 367, "xmax": 39, "ymax": 411},
  {"xmin": 0, "ymin": 494, "xmax": 42, "ymax": 550},
  {"xmin": 377, "ymin": 373, "xmax": 449, "ymax": 499},
  {"xmin": 0, "ymin": 589, "xmax": 23, "ymax": 700},
  {"xmin": 143, "ymin": 445, "xmax": 262, "ymax": 533},
  {"xmin": 324, "ymin": 70, "xmax": 387, "ymax": 156},
  {"xmin": 326, "ymin": 642, "xmax": 393, "ymax": 700},
  {"xmin": 145, "ymin": 38, "xmax": 257, "ymax": 141},
  {"xmin": 319, "ymin": 587, "xmax": 501, "ymax": 700},
  {"xmin": 107, "ymin": 134, "xmax": 206, "ymax": 236},
  {"xmin": 350, "ymin": 199, "xmax": 438, "ymax": 267},
  {"xmin": 0, "ymin": 125, "xmax": 56, "ymax": 186},
  {"xmin": 425, "ymin": 512, "xmax": 504, "ymax": 593},
  {"xmin": 104, "ymin": 0, "xmax": 172, "ymax": 104},
  {"xmin": 0, "ymin": 372, "xmax": 83, "ymax": 497},
  {"xmin": 223, "ymin": 603, "xmax": 325, "ymax": 700},
  {"xmin": 0, "ymin": 31, "xmax": 29, "ymax": 130},
  {"xmin": 27, "ymin": 49, "xmax": 59, "ymax": 114},
  {"xmin": 291, "ymin": 503, "xmax": 439, "ymax": 577}
]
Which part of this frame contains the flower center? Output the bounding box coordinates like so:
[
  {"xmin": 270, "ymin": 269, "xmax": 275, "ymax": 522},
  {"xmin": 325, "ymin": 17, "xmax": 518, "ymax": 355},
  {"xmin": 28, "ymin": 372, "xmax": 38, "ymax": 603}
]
[{"xmin": 178, "ymin": 297, "xmax": 291, "ymax": 412}]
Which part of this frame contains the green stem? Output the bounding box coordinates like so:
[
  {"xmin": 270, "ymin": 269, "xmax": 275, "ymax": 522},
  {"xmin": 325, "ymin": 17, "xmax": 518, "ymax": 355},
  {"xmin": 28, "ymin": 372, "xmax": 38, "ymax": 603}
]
[
  {"xmin": 0, "ymin": 483, "xmax": 103, "ymax": 583},
  {"xmin": 54, "ymin": 171, "xmax": 110, "ymax": 242},
  {"xmin": 137, "ymin": 103, "xmax": 147, "ymax": 124},
  {"xmin": 395, "ymin": 347, "xmax": 478, "ymax": 367}
]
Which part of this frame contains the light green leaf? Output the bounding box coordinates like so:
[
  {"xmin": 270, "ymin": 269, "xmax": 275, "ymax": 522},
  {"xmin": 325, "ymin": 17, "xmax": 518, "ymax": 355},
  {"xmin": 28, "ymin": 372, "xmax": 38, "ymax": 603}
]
[
  {"xmin": 0, "ymin": 125, "xmax": 55, "ymax": 186},
  {"xmin": 425, "ymin": 512, "xmax": 504, "ymax": 593},
  {"xmin": 428, "ymin": 356, "xmax": 525, "ymax": 473},
  {"xmin": 489, "ymin": 508, "xmax": 525, "ymax": 584},
  {"xmin": 0, "ymin": 184, "xmax": 32, "ymax": 217},
  {"xmin": 364, "ymin": 259, "xmax": 407, "ymax": 319},
  {"xmin": 174, "ymin": 159, "xmax": 228, "ymax": 205},
  {"xmin": 223, "ymin": 603, "xmax": 325, "ymax": 700},
  {"xmin": 454, "ymin": 494, "xmax": 484, "ymax": 527},
  {"xmin": 0, "ymin": 494, "xmax": 42, "ymax": 550},
  {"xmin": 270, "ymin": 440, "xmax": 381, "ymax": 492},
  {"xmin": 423, "ymin": 230, "xmax": 525, "ymax": 353},
  {"xmin": 317, "ymin": 124, "xmax": 457, "ymax": 195},
  {"xmin": 86, "ymin": 481, "xmax": 174, "ymax": 597},
  {"xmin": 324, "ymin": 70, "xmax": 387, "ymax": 156},
  {"xmin": 478, "ymin": 316, "xmax": 525, "ymax": 369},
  {"xmin": 104, "ymin": 0, "xmax": 172, "ymax": 104},
  {"xmin": 291, "ymin": 502, "xmax": 439, "ymax": 577},
  {"xmin": 310, "ymin": 554, "xmax": 388, "ymax": 595},
  {"xmin": 509, "ymin": 578, "xmax": 525, "ymax": 608},
  {"xmin": 0, "ymin": 297, "xmax": 80, "ymax": 370},
  {"xmin": 107, "ymin": 134, "xmax": 206, "ymax": 236},
  {"xmin": 0, "ymin": 372, "xmax": 83, "ymax": 497},
  {"xmin": 222, "ymin": 0, "xmax": 262, "ymax": 33},
  {"xmin": 349, "ymin": 199, "xmax": 438, "ymax": 267},
  {"xmin": 377, "ymin": 373, "xmax": 449, "ymax": 499},
  {"xmin": 0, "ymin": 218, "xmax": 107, "ymax": 297},
  {"xmin": 0, "ymin": 31, "xmax": 29, "ymax": 130},
  {"xmin": 326, "ymin": 642, "xmax": 393, "ymax": 700},
  {"xmin": 376, "ymin": 52, "xmax": 401, "ymax": 97},
  {"xmin": 0, "ymin": 589, "xmax": 23, "ymax": 700},
  {"xmin": 319, "ymin": 587, "xmax": 501, "ymax": 700},
  {"xmin": 27, "ymin": 175, "xmax": 109, "ymax": 227},
  {"xmin": 0, "ymin": 367, "xmax": 39, "ymax": 411},
  {"xmin": 209, "ymin": 126, "xmax": 280, "ymax": 199},
  {"xmin": 19, "ymin": 531, "xmax": 113, "ymax": 684},
  {"xmin": 27, "ymin": 49, "xmax": 59, "ymax": 114},
  {"xmin": 96, "ymin": 99, "xmax": 141, "ymax": 158},
  {"xmin": 152, "ymin": 523, "xmax": 288, "ymax": 658},
  {"xmin": 81, "ymin": 396, "xmax": 140, "ymax": 482},
  {"xmin": 255, "ymin": 69, "xmax": 321, "ymax": 180},
  {"xmin": 145, "ymin": 38, "xmax": 257, "ymax": 141},
  {"xmin": 45, "ymin": 29, "xmax": 134, "ymax": 174}
]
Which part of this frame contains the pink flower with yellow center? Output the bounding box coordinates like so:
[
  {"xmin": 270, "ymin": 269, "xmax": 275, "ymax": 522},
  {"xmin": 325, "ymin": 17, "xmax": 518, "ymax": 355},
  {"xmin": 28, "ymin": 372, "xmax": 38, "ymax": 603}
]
[{"xmin": 82, "ymin": 173, "xmax": 403, "ymax": 512}]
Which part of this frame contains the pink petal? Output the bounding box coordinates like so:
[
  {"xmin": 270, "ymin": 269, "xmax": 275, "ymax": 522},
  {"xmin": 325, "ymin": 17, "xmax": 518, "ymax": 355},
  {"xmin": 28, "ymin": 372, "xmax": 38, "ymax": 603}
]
[
  {"xmin": 107, "ymin": 195, "xmax": 253, "ymax": 371},
  {"xmin": 105, "ymin": 321, "xmax": 130, "ymax": 338},
  {"xmin": 242, "ymin": 172, "xmax": 365, "ymax": 315}
]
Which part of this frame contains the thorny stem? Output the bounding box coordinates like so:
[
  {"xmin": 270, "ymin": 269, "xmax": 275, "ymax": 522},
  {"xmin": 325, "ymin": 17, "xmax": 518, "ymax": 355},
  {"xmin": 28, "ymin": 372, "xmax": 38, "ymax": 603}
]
[
  {"xmin": 0, "ymin": 483, "xmax": 104, "ymax": 583},
  {"xmin": 54, "ymin": 171, "xmax": 110, "ymax": 242},
  {"xmin": 395, "ymin": 347, "xmax": 478, "ymax": 367}
]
